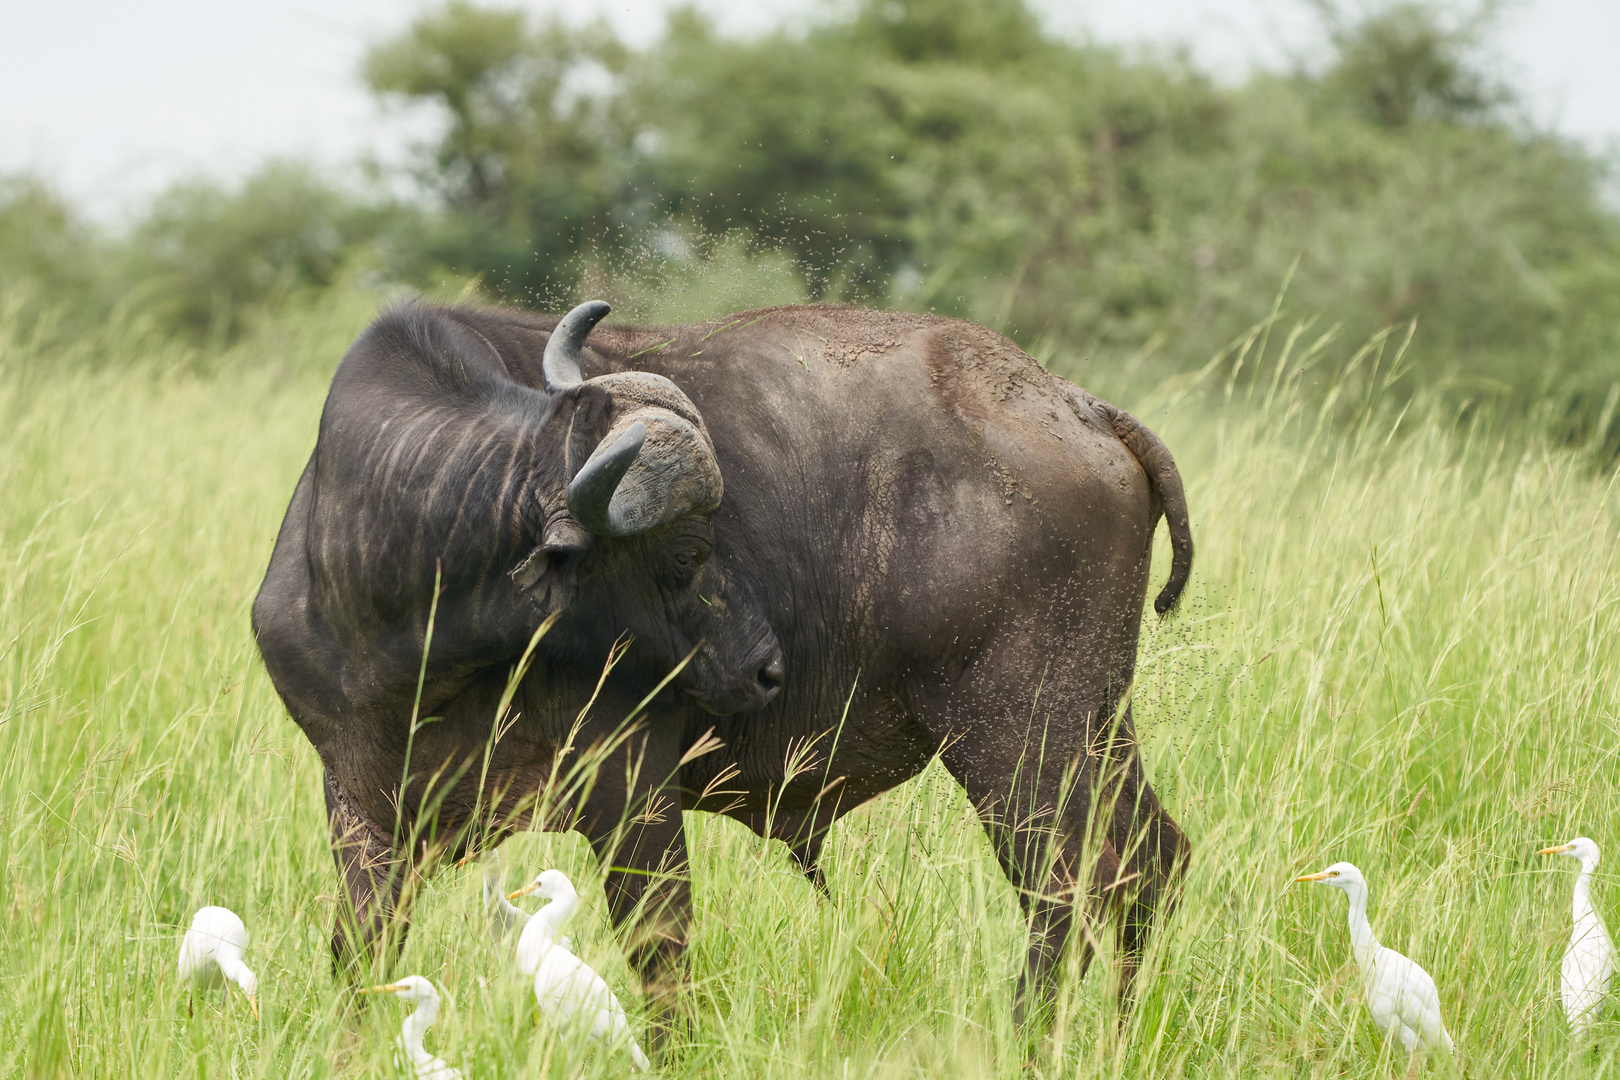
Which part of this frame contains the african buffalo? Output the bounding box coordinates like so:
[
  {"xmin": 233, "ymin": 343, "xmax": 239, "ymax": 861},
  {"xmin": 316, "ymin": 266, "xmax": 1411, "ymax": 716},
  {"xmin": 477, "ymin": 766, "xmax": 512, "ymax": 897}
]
[{"xmin": 252, "ymin": 300, "xmax": 1193, "ymax": 1029}]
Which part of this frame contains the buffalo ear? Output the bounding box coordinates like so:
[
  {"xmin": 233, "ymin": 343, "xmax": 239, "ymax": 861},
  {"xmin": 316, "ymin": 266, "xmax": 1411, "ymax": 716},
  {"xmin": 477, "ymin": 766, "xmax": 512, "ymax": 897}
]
[{"xmin": 510, "ymin": 517, "xmax": 592, "ymax": 609}]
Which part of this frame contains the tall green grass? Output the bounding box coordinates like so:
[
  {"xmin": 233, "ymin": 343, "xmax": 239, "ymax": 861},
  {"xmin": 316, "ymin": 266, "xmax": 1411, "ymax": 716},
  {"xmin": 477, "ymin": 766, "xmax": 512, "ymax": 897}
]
[{"xmin": 3, "ymin": 297, "xmax": 1619, "ymax": 1079}]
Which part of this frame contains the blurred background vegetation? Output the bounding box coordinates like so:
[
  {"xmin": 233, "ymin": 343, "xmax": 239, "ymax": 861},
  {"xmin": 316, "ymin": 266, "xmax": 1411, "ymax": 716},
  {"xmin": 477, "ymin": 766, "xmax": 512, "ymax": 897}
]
[{"xmin": 2, "ymin": 0, "xmax": 1616, "ymax": 442}]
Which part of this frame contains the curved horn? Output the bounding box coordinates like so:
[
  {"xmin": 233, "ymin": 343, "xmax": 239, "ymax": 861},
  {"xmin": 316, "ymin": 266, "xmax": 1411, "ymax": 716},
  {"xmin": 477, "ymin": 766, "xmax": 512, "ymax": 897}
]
[
  {"xmin": 542, "ymin": 300, "xmax": 612, "ymax": 392},
  {"xmin": 566, "ymin": 422, "xmax": 646, "ymax": 535}
]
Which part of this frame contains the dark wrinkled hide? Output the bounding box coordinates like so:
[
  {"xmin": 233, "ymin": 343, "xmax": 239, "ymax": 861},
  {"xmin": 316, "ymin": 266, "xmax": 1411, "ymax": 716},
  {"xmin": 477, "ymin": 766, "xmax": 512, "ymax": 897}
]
[{"xmin": 253, "ymin": 302, "xmax": 1194, "ymax": 1029}]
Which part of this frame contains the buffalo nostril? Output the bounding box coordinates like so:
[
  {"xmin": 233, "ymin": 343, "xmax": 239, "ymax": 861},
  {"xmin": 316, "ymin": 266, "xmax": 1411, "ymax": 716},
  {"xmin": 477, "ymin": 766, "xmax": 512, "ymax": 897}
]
[{"xmin": 757, "ymin": 653, "xmax": 785, "ymax": 694}]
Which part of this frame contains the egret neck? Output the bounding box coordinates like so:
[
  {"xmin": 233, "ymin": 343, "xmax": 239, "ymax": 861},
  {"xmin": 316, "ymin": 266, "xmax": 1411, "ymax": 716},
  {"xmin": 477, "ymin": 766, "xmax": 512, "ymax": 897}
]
[
  {"xmin": 537, "ymin": 883, "xmax": 579, "ymax": 938},
  {"xmin": 218, "ymin": 955, "xmax": 256, "ymax": 1001},
  {"xmin": 1571, "ymin": 847, "xmax": 1601, "ymax": 937},
  {"xmin": 400, "ymin": 992, "xmax": 440, "ymax": 1071},
  {"xmin": 508, "ymin": 869, "xmax": 581, "ymax": 975},
  {"xmin": 1341, "ymin": 874, "xmax": 1380, "ymax": 972}
]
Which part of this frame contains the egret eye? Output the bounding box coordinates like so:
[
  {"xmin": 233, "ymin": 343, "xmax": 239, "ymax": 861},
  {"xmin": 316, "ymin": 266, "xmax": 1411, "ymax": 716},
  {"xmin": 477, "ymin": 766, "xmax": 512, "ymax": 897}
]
[{"xmin": 1327, "ymin": 871, "xmax": 1340, "ymax": 877}]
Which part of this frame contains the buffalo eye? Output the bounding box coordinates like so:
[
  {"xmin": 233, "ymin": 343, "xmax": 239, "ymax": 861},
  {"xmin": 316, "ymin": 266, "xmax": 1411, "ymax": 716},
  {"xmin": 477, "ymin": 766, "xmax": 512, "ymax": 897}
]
[{"xmin": 673, "ymin": 548, "xmax": 707, "ymax": 569}]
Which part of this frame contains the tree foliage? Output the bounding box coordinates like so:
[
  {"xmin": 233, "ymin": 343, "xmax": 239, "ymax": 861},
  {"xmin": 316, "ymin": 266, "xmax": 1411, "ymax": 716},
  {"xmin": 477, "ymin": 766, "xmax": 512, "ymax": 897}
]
[
  {"xmin": 363, "ymin": 1, "xmax": 631, "ymax": 306},
  {"xmin": 1311, "ymin": 0, "xmax": 1507, "ymax": 127},
  {"xmin": 126, "ymin": 162, "xmax": 393, "ymax": 340},
  {"xmin": 351, "ymin": 0, "xmax": 1618, "ymax": 409},
  {"xmin": 4, "ymin": 0, "xmax": 1616, "ymax": 421},
  {"xmin": 0, "ymin": 175, "xmax": 97, "ymax": 299}
]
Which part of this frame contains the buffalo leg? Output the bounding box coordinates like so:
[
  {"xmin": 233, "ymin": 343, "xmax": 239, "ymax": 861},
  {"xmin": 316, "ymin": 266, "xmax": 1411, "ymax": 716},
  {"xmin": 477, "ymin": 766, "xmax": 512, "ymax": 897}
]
[
  {"xmin": 586, "ymin": 817, "xmax": 690, "ymax": 1009},
  {"xmin": 938, "ymin": 733, "xmax": 1119, "ymax": 1027},
  {"xmin": 763, "ymin": 805, "xmax": 842, "ymax": 897},
  {"xmin": 1099, "ymin": 709, "xmax": 1190, "ymax": 1006},
  {"xmin": 577, "ymin": 729, "xmax": 692, "ymax": 1048},
  {"xmin": 324, "ymin": 768, "xmax": 409, "ymax": 976},
  {"xmin": 788, "ymin": 838, "xmax": 830, "ymax": 896}
]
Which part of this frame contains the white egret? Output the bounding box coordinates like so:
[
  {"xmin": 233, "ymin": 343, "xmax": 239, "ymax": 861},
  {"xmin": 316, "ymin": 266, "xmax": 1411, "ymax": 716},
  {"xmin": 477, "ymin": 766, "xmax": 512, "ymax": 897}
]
[
  {"xmin": 511, "ymin": 873, "xmax": 650, "ymax": 1071},
  {"xmin": 506, "ymin": 869, "xmax": 581, "ymax": 976},
  {"xmin": 1539, "ymin": 837, "xmax": 1614, "ymax": 1033},
  {"xmin": 457, "ymin": 851, "xmax": 573, "ymax": 961},
  {"xmin": 1294, "ymin": 862, "xmax": 1454, "ymax": 1053},
  {"xmin": 176, "ymin": 906, "xmax": 259, "ymax": 1018},
  {"xmin": 359, "ymin": 975, "xmax": 463, "ymax": 1080}
]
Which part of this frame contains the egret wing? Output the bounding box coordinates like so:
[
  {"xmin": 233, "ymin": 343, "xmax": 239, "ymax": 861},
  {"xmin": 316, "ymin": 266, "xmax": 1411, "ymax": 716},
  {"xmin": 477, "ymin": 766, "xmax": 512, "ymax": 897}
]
[
  {"xmin": 1562, "ymin": 924, "xmax": 1614, "ymax": 1026},
  {"xmin": 419, "ymin": 1055, "xmax": 462, "ymax": 1080},
  {"xmin": 178, "ymin": 907, "xmax": 246, "ymax": 984},
  {"xmin": 535, "ymin": 951, "xmax": 633, "ymax": 1042},
  {"xmin": 176, "ymin": 929, "xmax": 214, "ymax": 982},
  {"xmin": 1383, "ymin": 950, "xmax": 1451, "ymax": 1051}
]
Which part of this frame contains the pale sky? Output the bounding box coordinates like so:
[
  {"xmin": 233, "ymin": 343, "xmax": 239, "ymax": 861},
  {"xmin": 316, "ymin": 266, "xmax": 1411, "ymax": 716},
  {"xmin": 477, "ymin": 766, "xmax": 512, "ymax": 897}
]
[{"xmin": 1, "ymin": 0, "xmax": 1615, "ymax": 221}]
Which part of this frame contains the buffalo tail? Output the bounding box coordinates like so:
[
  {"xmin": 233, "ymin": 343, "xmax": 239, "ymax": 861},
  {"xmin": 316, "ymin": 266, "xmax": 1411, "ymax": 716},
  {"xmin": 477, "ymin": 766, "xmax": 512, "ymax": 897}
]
[{"xmin": 1088, "ymin": 396, "xmax": 1194, "ymax": 616}]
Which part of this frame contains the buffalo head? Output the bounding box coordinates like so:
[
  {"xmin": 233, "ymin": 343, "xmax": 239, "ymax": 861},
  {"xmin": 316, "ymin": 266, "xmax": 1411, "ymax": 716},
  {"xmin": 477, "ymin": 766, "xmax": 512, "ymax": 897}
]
[{"xmin": 513, "ymin": 301, "xmax": 783, "ymax": 715}]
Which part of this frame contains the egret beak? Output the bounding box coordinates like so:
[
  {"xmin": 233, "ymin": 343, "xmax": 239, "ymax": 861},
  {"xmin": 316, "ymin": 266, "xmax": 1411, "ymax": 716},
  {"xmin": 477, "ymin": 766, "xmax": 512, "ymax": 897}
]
[
  {"xmin": 506, "ymin": 882, "xmax": 539, "ymax": 901},
  {"xmin": 357, "ymin": 983, "xmax": 403, "ymax": 995},
  {"xmin": 1294, "ymin": 871, "xmax": 1332, "ymax": 882},
  {"xmin": 1538, "ymin": 844, "xmax": 1574, "ymax": 855},
  {"xmin": 249, "ymin": 994, "xmax": 260, "ymax": 1019}
]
